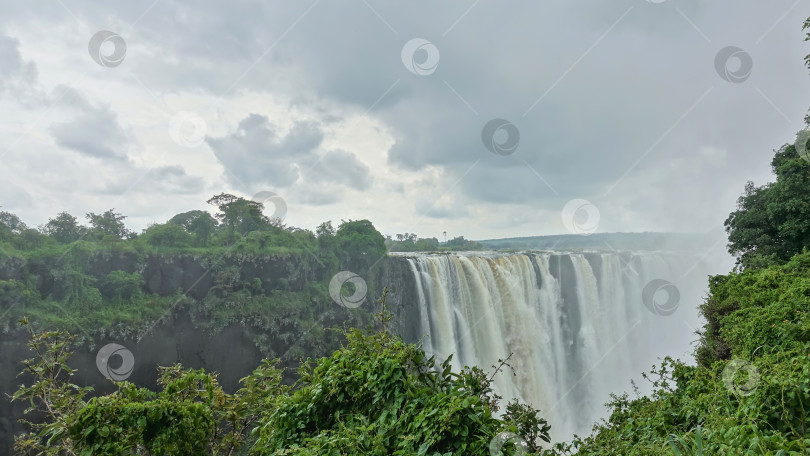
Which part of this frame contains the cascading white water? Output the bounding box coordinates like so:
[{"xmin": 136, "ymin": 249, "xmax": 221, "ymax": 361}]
[{"xmin": 402, "ymin": 251, "xmax": 711, "ymax": 441}]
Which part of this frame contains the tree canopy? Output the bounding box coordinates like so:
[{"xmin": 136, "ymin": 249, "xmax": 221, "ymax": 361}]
[{"xmin": 725, "ymin": 143, "xmax": 810, "ymax": 269}]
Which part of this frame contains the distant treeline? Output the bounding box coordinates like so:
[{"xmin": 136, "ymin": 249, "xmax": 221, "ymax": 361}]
[
  {"xmin": 1, "ymin": 193, "xmax": 385, "ymax": 263},
  {"xmin": 385, "ymin": 232, "xmax": 483, "ymax": 252}
]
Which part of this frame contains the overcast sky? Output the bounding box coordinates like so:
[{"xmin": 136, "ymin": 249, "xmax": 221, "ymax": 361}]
[{"xmin": 1, "ymin": 1, "xmax": 808, "ymax": 241}]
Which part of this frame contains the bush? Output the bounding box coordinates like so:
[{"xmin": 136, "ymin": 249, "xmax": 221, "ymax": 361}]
[
  {"xmin": 99, "ymin": 270, "xmax": 143, "ymax": 302},
  {"xmin": 142, "ymin": 223, "xmax": 193, "ymax": 249}
]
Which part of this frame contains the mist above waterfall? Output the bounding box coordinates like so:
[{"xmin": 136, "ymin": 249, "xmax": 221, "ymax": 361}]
[{"xmin": 400, "ymin": 250, "xmax": 725, "ymax": 441}]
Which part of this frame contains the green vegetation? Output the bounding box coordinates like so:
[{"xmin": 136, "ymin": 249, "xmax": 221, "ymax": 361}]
[
  {"xmin": 13, "ymin": 309, "xmax": 553, "ymax": 455},
  {"xmin": 0, "ymin": 194, "xmax": 387, "ymax": 359},
  {"xmin": 386, "ymin": 233, "xmax": 483, "ymax": 252},
  {"xmin": 725, "ymin": 144, "xmax": 810, "ymax": 270}
]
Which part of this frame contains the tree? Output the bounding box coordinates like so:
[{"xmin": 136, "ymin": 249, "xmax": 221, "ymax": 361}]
[
  {"xmin": 0, "ymin": 210, "xmax": 26, "ymax": 237},
  {"xmin": 334, "ymin": 220, "xmax": 387, "ymax": 271},
  {"xmin": 414, "ymin": 237, "xmax": 440, "ymax": 251},
  {"xmin": 315, "ymin": 221, "xmax": 335, "ymax": 250},
  {"xmin": 15, "ymin": 228, "xmax": 52, "ymax": 250},
  {"xmin": 725, "ymin": 144, "xmax": 810, "ymax": 269},
  {"xmin": 206, "ymin": 194, "xmax": 268, "ymax": 240},
  {"xmin": 142, "ymin": 223, "xmax": 194, "ymax": 249},
  {"xmin": 86, "ymin": 209, "xmax": 130, "ymax": 240},
  {"xmin": 12, "ymin": 317, "xmax": 93, "ymax": 455},
  {"xmin": 189, "ymin": 212, "xmax": 219, "ymax": 246},
  {"xmin": 168, "ymin": 210, "xmax": 219, "ymax": 246},
  {"xmin": 315, "ymin": 221, "xmax": 335, "ymax": 238},
  {"xmin": 44, "ymin": 212, "xmax": 85, "ymax": 244},
  {"xmin": 445, "ymin": 236, "xmax": 484, "ymax": 251}
]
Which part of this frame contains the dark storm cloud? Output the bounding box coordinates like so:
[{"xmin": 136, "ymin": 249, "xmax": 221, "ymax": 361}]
[
  {"xmin": 205, "ymin": 114, "xmax": 323, "ymax": 188},
  {"xmin": 100, "ymin": 165, "xmax": 207, "ymax": 196},
  {"xmin": 0, "ymin": 33, "xmax": 41, "ymax": 105},
  {"xmin": 0, "ymin": 34, "xmax": 36, "ymax": 87},
  {"xmin": 307, "ymin": 149, "xmax": 373, "ymax": 191},
  {"xmin": 206, "ymin": 113, "xmax": 372, "ymax": 192},
  {"xmin": 48, "ymin": 86, "xmax": 133, "ymax": 160}
]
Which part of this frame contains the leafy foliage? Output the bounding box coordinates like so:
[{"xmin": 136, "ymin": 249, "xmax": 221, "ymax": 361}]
[
  {"xmin": 86, "ymin": 209, "xmax": 131, "ymax": 240},
  {"xmin": 142, "ymin": 223, "xmax": 194, "ymax": 249},
  {"xmin": 43, "ymin": 212, "xmax": 86, "ymax": 244},
  {"xmin": 13, "ymin": 308, "xmax": 550, "ymax": 455},
  {"xmin": 386, "ymin": 233, "xmax": 483, "ymax": 252},
  {"xmin": 12, "ymin": 317, "xmax": 93, "ymax": 455},
  {"xmin": 334, "ymin": 219, "xmax": 387, "ymax": 271},
  {"xmin": 725, "ymin": 144, "xmax": 810, "ymax": 270}
]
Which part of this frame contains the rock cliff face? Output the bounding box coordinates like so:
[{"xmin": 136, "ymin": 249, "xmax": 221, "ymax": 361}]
[
  {"xmin": 371, "ymin": 254, "xmax": 421, "ymax": 342},
  {"xmin": 0, "ymin": 252, "xmax": 421, "ymax": 452}
]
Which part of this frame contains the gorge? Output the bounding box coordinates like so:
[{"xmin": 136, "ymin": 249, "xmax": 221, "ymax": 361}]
[{"xmin": 0, "ymin": 246, "xmax": 725, "ymax": 449}]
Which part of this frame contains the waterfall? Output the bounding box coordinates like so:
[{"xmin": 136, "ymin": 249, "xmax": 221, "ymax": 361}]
[{"xmin": 401, "ymin": 251, "xmax": 711, "ymax": 441}]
